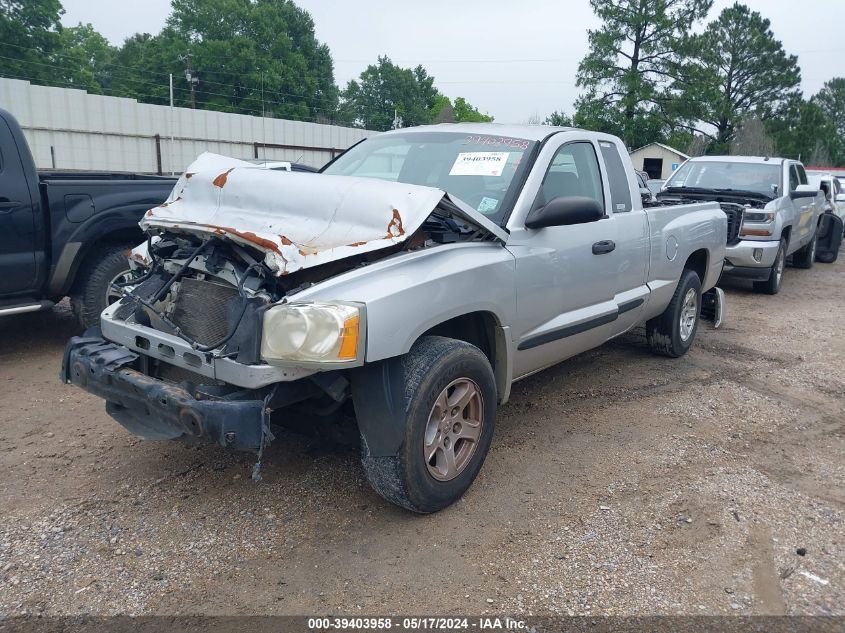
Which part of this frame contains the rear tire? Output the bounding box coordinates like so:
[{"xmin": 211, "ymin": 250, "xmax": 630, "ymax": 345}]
[
  {"xmin": 359, "ymin": 336, "xmax": 496, "ymax": 513},
  {"xmin": 71, "ymin": 243, "xmax": 135, "ymax": 330},
  {"xmin": 753, "ymin": 238, "xmax": 787, "ymax": 295},
  {"xmin": 792, "ymin": 233, "xmax": 817, "ymax": 269},
  {"xmin": 646, "ymin": 268, "xmax": 701, "ymax": 358}
]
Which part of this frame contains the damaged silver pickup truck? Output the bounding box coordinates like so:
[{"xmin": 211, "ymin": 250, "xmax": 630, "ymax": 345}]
[{"xmin": 63, "ymin": 124, "xmax": 727, "ymax": 513}]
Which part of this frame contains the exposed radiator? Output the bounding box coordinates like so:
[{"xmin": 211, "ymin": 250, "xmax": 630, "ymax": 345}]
[{"xmin": 170, "ymin": 277, "xmax": 240, "ymax": 346}]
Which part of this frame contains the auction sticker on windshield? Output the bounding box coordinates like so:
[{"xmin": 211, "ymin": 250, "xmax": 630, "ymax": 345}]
[{"xmin": 450, "ymin": 152, "xmax": 510, "ymax": 177}]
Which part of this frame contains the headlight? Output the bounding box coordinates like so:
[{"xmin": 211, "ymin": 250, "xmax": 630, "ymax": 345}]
[
  {"xmin": 261, "ymin": 302, "xmax": 363, "ymax": 364},
  {"xmin": 742, "ymin": 211, "xmax": 775, "ymax": 223}
]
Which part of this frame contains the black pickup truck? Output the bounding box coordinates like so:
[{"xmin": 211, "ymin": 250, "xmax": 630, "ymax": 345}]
[{"xmin": 0, "ymin": 108, "xmax": 175, "ymax": 327}]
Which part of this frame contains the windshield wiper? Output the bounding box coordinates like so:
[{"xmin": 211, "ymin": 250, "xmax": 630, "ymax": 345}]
[
  {"xmin": 663, "ymin": 186, "xmax": 772, "ymax": 200},
  {"xmin": 711, "ymin": 187, "xmax": 774, "ymax": 198}
]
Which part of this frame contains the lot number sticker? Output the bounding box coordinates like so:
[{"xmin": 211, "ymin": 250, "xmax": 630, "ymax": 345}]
[{"xmin": 449, "ymin": 152, "xmax": 510, "ymax": 177}]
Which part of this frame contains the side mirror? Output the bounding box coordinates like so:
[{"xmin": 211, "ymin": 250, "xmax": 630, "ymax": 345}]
[
  {"xmin": 790, "ymin": 184, "xmax": 818, "ymax": 200},
  {"xmin": 525, "ymin": 196, "xmax": 604, "ymax": 229}
]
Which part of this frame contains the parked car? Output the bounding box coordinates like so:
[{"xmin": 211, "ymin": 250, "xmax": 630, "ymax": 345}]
[
  {"xmin": 247, "ymin": 159, "xmax": 320, "ymax": 173},
  {"xmin": 808, "ymin": 173, "xmax": 844, "ymax": 263},
  {"xmin": 634, "ymin": 170, "xmax": 654, "ymax": 206},
  {"xmin": 63, "ymin": 124, "xmax": 727, "ymax": 513},
  {"xmin": 0, "ymin": 108, "xmax": 176, "ymax": 327},
  {"xmin": 658, "ymin": 156, "xmax": 825, "ymax": 294},
  {"xmin": 647, "ymin": 178, "xmax": 665, "ymax": 197}
]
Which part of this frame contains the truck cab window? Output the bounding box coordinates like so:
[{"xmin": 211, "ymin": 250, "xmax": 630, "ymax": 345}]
[
  {"xmin": 789, "ymin": 165, "xmax": 800, "ymax": 191},
  {"xmin": 539, "ymin": 142, "xmax": 604, "ymax": 210},
  {"xmin": 599, "ymin": 140, "xmax": 633, "ymax": 213}
]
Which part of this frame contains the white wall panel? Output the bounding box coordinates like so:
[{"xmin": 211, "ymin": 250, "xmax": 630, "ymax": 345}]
[{"xmin": 0, "ymin": 78, "xmax": 373, "ymax": 173}]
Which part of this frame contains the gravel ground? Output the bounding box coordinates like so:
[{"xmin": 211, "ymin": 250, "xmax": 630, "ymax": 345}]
[{"xmin": 0, "ymin": 258, "xmax": 842, "ymax": 617}]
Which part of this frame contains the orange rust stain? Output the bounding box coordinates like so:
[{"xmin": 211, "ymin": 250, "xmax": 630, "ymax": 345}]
[
  {"xmin": 212, "ymin": 168, "xmax": 236, "ymax": 188},
  {"xmin": 216, "ymin": 226, "xmax": 283, "ymax": 255},
  {"xmin": 280, "ymin": 235, "xmax": 292, "ymax": 245},
  {"xmin": 298, "ymin": 249, "xmax": 308, "ymax": 257},
  {"xmin": 156, "ymin": 196, "xmax": 181, "ymax": 209},
  {"xmin": 385, "ymin": 208, "xmax": 405, "ymax": 238},
  {"xmin": 185, "ymin": 172, "xmax": 195, "ymax": 179},
  {"xmin": 348, "ymin": 241, "xmax": 367, "ymax": 247}
]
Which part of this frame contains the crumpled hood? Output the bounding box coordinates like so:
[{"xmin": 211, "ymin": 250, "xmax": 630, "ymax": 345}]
[{"xmin": 140, "ymin": 152, "xmax": 506, "ymax": 275}]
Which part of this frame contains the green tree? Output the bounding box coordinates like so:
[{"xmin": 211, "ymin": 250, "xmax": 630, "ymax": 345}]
[
  {"xmin": 0, "ymin": 0, "xmax": 64, "ymax": 83},
  {"xmin": 813, "ymin": 78, "xmax": 845, "ymax": 141},
  {"xmin": 160, "ymin": 0, "xmax": 338, "ymax": 120},
  {"xmin": 57, "ymin": 23, "xmax": 116, "ymax": 93},
  {"xmin": 340, "ymin": 56, "xmax": 440, "ymax": 131},
  {"xmin": 766, "ymin": 95, "xmax": 842, "ymax": 165},
  {"xmin": 452, "ymin": 97, "xmax": 492, "ymax": 122},
  {"xmin": 430, "ymin": 95, "xmax": 492, "ymax": 123},
  {"xmin": 430, "ymin": 94, "xmax": 454, "ymax": 122},
  {"xmin": 575, "ymin": 0, "xmax": 712, "ymax": 147},
  {"xmin": 678, "ymin": 2, "xmax": 800, "ymax": 151},
  {"xmin": 544, "ymin": 111, "xmax": 573, "ymax": 126},
  {"xmin": 108, "ymin": 30, "xmax": 189, "ymax": 106}
]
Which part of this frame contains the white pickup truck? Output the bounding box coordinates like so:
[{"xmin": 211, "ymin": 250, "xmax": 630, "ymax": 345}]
[
  {"xmin": 63, "ymin": 124, "xmax": 728, "ymax": 513},
  {"xmin": 658, "ymin": 156, "xmax": 826, "ymax": 294}
]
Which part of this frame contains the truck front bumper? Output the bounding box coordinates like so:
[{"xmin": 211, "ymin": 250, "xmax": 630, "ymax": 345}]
[
  {"xmin": 61, "ymin": 335, "xmax": 265, "ymax": 451},
  {"xmin": 722, "ymin": 239, "xmax": 780, "ymax": 281}
]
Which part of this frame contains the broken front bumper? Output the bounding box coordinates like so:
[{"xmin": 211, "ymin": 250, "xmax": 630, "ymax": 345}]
[{"xmin": 61, "ymin": 335, "xmax": 265, "ymax": 451}]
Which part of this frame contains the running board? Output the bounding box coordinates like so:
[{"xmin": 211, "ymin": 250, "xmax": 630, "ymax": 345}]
[
  {"xmin": 0, "ymin": 301, "xmax": 53, "ymax": 316},
  {"xmin": 700, "ymin": 287, "xmax": 725, "ymax": 328}
]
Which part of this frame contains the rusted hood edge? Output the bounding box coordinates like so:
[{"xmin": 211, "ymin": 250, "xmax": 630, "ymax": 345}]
[{"xmin": 139, "ymin": 153, "xmax": 505, "ymax": 275}]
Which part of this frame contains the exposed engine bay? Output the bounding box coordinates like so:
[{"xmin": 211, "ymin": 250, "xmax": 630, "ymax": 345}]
[{"xmin": 114, "ymin": 205, "xmax": 498, "ymax": 376}]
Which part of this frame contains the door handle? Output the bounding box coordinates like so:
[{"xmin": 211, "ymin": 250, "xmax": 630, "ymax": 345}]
[
  {"xmin": 592, "ymin": 240, "xmax": 616, "ymax": 255},
  {"xmin": 0, "ymin": 200, "xmax": 22, "ymax": 214}
]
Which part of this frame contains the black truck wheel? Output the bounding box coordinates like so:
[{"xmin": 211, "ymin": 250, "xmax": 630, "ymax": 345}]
[
  {"xmin": 753, "ymin": 238, "xmax": 787, "ymax": 295},
  {"xmin": 816, "ymin": 250, "xmax": 839, "ymax": 264},
  {"xmin": 359, "ymin": 336, "xmax": 496, "ymax": 513},
  {"xmin": 792, "ymin": 233, "xmax": 817, "ymax": 269},
  {"xmin": 71, "ymin": 243, "xmax": 135, "ymax": 330},
  {"xmin": 646, "ymin": 268, "xmax": 702, "ymax": 358}
]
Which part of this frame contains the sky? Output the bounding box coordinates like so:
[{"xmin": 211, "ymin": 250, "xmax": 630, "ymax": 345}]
[{"xmin": 60, "ymin": 0, "xmax": 845, "ymax": 124}]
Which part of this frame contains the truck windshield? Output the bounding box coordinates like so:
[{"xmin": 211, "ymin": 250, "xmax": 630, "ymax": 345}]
[
  {"xmin": 322, "ymin": 132, "xmax": 537, "ymax": 224},
  {"xmin": 666, "ymin": 161, "xmax": 780, "ymax": 197}
]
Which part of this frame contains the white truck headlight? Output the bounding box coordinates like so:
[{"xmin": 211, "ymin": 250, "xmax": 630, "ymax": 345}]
[
  {"xmin": 743, "ymin": 211, "xmax": 775, "ymax": 223},
  {"xmin": 260, "ymin": 302, "xmax": 363, "ymax": 364}
]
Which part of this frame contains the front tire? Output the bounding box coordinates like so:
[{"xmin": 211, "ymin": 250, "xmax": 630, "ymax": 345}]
[
  {"xmin": 646, "ymin": 268, "xmax": 702, "ymax": 358},
  {"xmin": 359, "ymin": 336, "xmax": 497, "ymax": 513},
  {"xmin": 71, "ymin": 243, "xmax": 135, "ymax": 330},
  {"xmin": 753, "ymin": 238, "xmax": 786, "ymax": 295},
  {"xmin": 792, "ymin": 233, "xmax": 817, "ymax": 269}
]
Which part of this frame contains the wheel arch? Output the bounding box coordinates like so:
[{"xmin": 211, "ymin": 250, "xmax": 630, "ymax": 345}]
[
  {"xmin": 781, "ymin": 224, "xmax": 792, "ymax": 248},
  {"xmin": 50, "ymin": 224, "xmax": 144, "ymax": 297},
  {"xmin": 683, "ymin": 248, "xmax": 709, "ymax": 283},
  {"xmin": 416, "ymin": 311, "xmax": 512, "ymax": 404}
]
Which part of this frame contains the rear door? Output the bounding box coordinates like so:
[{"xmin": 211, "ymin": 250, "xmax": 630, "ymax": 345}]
[
  {"xmin": 0, "ymin": 116, "xmax": 38, "ymax": 295},
  {"xmin": 597, "ymin": 139, "xmax": 650, "ymax": 333}
]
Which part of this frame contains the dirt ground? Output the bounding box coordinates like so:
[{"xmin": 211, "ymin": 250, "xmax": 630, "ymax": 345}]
[{"xmin": 0, "ymin": 259, "xmax": 842, "ymax": 617}]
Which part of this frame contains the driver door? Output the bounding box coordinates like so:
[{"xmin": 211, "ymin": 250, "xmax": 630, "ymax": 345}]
[{"xmin": 507, "ymin": 140, "xmax": 620, "ymax": 379}]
